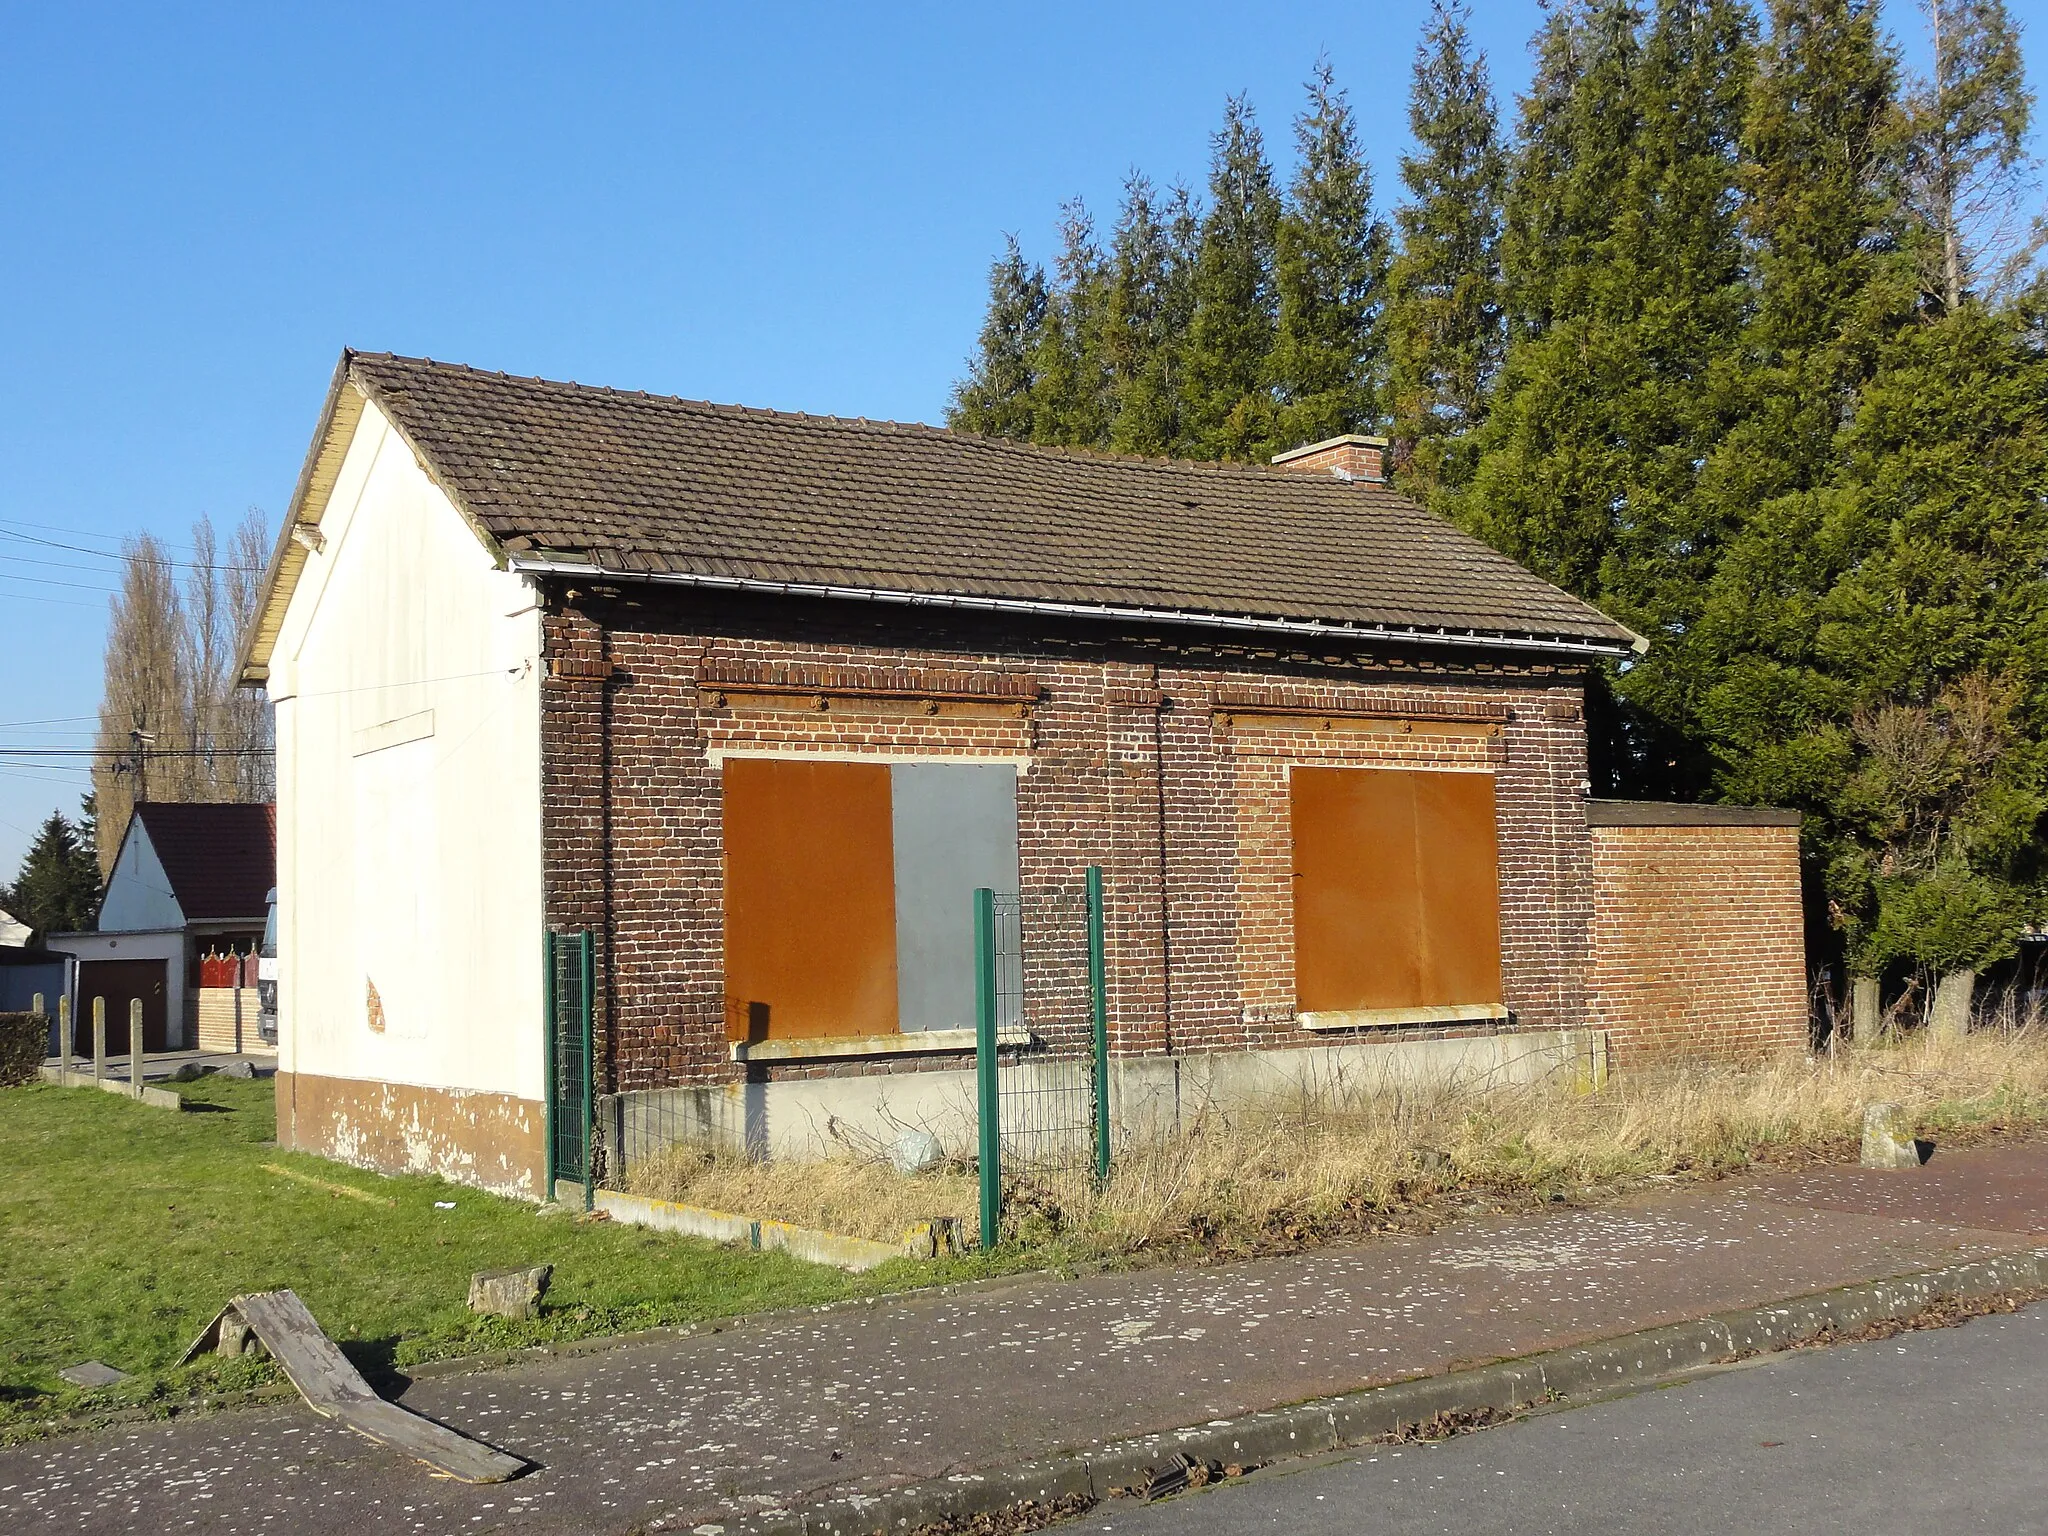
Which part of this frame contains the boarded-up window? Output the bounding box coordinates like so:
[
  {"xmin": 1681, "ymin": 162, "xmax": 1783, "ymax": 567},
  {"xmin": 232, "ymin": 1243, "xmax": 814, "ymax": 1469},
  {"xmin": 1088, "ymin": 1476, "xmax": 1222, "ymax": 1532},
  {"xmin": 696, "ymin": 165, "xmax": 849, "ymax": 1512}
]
[
  {"xmin": 723, "ymin": 758, "xmax": 901, "ymax": 1041},
  {"xmin": 1290, "ymin": 767, "xmax": 1502, "ymax": 1014},
  {"xmin": 722, "ymin": 758, "xmax": 1019, "ymax": 1042}
]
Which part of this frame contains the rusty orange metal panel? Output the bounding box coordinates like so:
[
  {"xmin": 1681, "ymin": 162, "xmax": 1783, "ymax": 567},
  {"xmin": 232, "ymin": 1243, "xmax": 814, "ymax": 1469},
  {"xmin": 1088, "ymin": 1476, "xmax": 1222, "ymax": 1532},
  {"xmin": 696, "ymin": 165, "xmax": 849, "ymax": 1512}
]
[
  {"xmin": 1412, "ymin": 771, "xmax": 1503, "ymax": 1007},
  {"xmin": 723, "ymin": 758, "xmax": 900, "ymax": 1041},
  {"xmin": 1291, "ymin": 767, "xmax": 1422, "ymax": 1011},
  {"xmin": 1290, "ymin": 767, "xmax": 1502, "ymax": 1012}
]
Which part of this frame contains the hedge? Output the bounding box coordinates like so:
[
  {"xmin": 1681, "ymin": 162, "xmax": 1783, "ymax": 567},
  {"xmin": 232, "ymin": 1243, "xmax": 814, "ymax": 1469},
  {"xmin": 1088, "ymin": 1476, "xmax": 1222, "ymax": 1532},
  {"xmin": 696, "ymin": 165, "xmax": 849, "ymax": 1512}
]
[{"xmin": 0, "ymin": 1011, "xmax": 48, "ymax": 1086}]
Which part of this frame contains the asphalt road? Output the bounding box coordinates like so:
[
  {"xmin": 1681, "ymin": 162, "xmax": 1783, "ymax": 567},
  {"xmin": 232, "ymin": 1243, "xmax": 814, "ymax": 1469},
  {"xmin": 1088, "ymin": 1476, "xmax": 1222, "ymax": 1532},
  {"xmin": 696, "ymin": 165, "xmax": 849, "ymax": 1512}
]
[{"xmin": 1077, "ymin": 1302, "xmax": 2048, "ymax": 1535}]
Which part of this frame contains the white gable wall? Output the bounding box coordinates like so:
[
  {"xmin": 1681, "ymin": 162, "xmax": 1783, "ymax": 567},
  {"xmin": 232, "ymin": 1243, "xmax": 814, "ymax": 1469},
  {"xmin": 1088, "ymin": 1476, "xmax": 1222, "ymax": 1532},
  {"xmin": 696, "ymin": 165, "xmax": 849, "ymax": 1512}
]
[
  {"xmin": 98, "ymin": 817, "xmax": 186, "ymax": 933},
  {"xmin": 268, "ymin": 397, "xmax": 546, "ymax": 1195}
]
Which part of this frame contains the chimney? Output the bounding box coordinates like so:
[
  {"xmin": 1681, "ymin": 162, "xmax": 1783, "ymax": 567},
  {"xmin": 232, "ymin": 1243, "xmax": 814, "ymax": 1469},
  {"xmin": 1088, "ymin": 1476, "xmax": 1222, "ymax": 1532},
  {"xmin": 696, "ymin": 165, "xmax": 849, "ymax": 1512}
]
[{"xmin": 1270, "ymin": 434, "xmax": 1389, "ymax": 484}]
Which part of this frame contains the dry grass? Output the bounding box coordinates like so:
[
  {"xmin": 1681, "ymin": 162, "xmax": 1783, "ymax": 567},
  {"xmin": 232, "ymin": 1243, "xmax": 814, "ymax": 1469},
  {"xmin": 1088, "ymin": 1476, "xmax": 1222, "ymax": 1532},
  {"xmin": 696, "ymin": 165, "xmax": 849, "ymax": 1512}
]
[
  {"xmin": 626, "ymin": 1030, "xmax": 2048, "ymax": 1257},
  {"xmin": 627, "ymin": 1142, "xmax": 983, "ymax": 1246}
]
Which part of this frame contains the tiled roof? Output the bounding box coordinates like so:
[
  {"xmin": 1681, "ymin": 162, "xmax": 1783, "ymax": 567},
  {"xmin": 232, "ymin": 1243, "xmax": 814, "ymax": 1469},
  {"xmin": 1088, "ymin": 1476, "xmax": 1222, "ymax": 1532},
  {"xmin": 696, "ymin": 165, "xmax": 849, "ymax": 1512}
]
[
  {"xmin": 132, "ymin": 803, "xmax": 275, "ymax": 922},
  {"xmin": 339, "ymin": 352, "xmax": 1634, "ymax": 651}
]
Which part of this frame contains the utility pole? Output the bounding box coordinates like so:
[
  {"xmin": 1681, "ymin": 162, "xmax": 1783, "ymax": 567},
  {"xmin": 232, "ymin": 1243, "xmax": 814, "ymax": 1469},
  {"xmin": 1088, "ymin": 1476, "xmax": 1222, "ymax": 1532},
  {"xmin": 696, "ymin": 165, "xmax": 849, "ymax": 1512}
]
[{"xmin": 129, "ymin": 727, "xmax": 156, "ymax": 804}]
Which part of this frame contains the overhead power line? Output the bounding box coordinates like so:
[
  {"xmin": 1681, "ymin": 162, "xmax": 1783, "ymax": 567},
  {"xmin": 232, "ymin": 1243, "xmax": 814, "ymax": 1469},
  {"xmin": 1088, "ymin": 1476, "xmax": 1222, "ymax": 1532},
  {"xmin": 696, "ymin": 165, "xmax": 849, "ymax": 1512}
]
[
  {"xmin": 0, "ymin": 526, "xmax": 262, "ymax": 574},
  {"xmin": 0, "ymin": 748, "xmax": 276, "ymax": 758}
]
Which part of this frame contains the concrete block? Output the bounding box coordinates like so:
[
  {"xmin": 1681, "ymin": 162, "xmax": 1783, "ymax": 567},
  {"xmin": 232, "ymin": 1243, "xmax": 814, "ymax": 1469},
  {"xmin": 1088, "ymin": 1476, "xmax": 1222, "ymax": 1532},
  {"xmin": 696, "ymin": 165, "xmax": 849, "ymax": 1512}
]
[
  {"xmin": 1861, "ymin": 1102, "xmax": 1922, "ymax": 1169},
  {"xmin": 468, "ymin": 1264, "xmax": 552, "ymax": 1321},
  {"xmin": 57, "ymin": 1360, "xmax": 129, "ymax": 1389},
  {"xmin": 756, "ymin": 1216, "xmax": 902, "ymax": 1272}
]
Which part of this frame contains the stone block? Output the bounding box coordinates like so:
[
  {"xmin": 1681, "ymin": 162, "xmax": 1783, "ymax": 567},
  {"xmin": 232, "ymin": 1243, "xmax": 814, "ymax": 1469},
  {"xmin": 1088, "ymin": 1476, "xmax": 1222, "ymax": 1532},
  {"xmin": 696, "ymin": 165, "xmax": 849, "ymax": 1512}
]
[
  {"xmin": 58, "ymin": 1360, "xmax": 129, "ymax": 1389},
  {"xmin": 468, "ymin": 1264, "xmax": 552, "ymax": 1320},
  {"xmin": 1860, "ymin": 1102, "xmax": 1921, "ymax": 1169}
]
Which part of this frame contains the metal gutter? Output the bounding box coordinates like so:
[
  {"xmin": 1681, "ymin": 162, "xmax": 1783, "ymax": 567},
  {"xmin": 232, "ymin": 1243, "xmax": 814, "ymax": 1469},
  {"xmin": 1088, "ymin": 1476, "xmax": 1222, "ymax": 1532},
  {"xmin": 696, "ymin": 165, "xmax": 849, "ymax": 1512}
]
[{"xmin": 504, "ymin": 557, "xmax": 1642, "ymax": 660}]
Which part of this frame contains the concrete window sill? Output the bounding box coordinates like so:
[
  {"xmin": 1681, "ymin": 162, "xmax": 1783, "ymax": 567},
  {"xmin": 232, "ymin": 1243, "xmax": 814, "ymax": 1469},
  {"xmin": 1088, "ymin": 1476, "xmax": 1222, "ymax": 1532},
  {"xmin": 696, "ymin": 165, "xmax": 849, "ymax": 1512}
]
[
  {"xmin": 1297, "ymin": 1003, "xmax": 1510, "ymax": 1031},
  {"xmin": 729, "ymin": 1027, "xmax": 1033, "ymax": 1064}
]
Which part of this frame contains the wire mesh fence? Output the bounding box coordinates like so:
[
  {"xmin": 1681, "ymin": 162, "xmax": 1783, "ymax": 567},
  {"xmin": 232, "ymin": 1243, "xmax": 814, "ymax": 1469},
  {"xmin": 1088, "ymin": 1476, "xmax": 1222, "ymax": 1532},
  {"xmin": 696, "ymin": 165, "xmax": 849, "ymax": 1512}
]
[
  {"xmin": 544, "ymin": 929, "xmax": 594, "ymax": 1205},
  {"xmin": 979, "ymin": 870, "xmax": 1109, "ymax": 1243}
]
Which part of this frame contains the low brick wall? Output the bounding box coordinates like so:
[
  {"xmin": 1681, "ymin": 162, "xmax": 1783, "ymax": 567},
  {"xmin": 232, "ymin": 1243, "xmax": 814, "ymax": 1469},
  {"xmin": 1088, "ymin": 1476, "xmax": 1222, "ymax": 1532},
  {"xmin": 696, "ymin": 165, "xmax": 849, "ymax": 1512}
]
[
  {"xmin": 1586, "ymin": 802, "xmax": 1807, "ymax": 1066},
  {"xmin": 191, "ymin": 986, "xmax": 266, "ymax": 1054}
]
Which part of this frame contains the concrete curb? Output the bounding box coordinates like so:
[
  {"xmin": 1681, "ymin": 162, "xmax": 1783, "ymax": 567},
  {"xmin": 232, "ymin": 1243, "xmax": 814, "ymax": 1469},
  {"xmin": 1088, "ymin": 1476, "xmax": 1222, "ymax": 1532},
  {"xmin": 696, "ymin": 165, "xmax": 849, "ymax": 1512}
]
[
  {"xmin": 38, "ymin": 1065, "xmax": 184, "ymax": 1111},
  {"xmin": 567, "ymin": 1185, "xmax": 918, "ymax": 1272},
  {"xmin": 690, "ymin": 1246, "xmax": 2048, "ymax": 1536}
]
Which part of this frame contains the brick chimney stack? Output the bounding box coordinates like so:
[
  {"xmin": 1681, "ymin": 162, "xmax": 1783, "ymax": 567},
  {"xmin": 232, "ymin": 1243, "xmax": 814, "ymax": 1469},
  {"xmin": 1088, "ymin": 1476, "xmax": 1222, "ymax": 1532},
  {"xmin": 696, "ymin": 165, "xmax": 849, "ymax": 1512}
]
[{"xmin": 1269, "ymin": 434, "xmax": 1389, "ymax": 484}]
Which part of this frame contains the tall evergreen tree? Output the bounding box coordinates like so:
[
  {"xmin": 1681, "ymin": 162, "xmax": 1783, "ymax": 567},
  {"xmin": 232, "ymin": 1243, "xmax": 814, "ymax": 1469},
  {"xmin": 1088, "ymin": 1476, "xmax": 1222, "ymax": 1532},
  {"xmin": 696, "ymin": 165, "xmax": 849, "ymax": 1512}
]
[
  {"xmin": 1029, "ymin": 200, "xmax": 1115, "ymax": 447},
  {"xmin": 1384, "ymin": 0, "xmax": 1507, "ymax": 508},
  {"xmin": 2, "ymin": 808, "xmax": 101, "ymax": 939},
  {"xmin": 948, "ymin": 237, "xmax": 1048, "ymax": 440},
  {"xmin": 1104, "ymin": 176, "xmax": 1201, "ymax": 455},
  {"xmin": 1463, "ymin": 0, "xmax": 1756, "ymax": 798},
  {"xmin": 1690, "ymin": 0, "xmax": 1913, "ymax": 816},
  {"xmin": 1463, "ymin": 0, "xmax": 1648, "ymax": 597},
  {"xmin": 1269, "ymin": 59, "xmax": 1389, "ymax": 448},
  {"xmin": 1178, "ymin": 95, "xmax": 1284, "ymax": 460}
]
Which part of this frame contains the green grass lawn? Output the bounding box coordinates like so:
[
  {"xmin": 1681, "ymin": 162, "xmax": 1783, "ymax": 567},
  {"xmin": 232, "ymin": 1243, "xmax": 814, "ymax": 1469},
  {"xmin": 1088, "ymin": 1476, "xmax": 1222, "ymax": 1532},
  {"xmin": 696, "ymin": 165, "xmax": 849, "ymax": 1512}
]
[{"xmin": 0, "ymin": 1074, "xmax": 986, "ymax": 1437}]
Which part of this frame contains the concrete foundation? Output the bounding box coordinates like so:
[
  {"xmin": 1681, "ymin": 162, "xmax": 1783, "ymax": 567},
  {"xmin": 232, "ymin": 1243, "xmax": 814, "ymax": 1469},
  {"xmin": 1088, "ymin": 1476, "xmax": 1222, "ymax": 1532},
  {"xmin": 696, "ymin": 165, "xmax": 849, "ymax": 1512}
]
[
  {"xmin": 277, "ymin": 1070, "xmax": 546, "ymax": 1199},
  {"xmin": 602, "ymin": 1029, "xmax": 1607, "ymax": 1178}
]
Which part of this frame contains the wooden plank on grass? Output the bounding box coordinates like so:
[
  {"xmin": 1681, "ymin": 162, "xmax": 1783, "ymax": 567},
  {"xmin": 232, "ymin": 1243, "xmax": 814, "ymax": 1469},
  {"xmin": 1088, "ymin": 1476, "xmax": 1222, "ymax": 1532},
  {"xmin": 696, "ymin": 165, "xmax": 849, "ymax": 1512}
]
[{"xmin": 180, "ymin": 1289, "xmax": 526, "ymax": 1483}]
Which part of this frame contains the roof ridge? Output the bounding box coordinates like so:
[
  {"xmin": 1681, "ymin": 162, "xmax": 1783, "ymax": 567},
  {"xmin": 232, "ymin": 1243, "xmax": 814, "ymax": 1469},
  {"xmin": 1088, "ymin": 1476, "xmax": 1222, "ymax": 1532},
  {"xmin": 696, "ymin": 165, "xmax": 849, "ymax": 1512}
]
[{"xmin": 345, "ymin": 350, "xmax": 1406, "ymax": 485}]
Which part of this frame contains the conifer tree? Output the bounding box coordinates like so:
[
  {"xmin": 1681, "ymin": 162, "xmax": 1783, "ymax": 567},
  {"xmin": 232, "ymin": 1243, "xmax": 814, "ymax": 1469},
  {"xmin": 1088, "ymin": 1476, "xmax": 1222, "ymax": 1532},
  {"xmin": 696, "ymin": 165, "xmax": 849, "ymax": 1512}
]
[
  {"xmin": 1384, "ymin": 0, "xmax": 1507, "ymax": 508},
  {"xmin": 948, "ymin": 237, "xmax": 1048, "ymax": 440},
  {"xmin": 1464, "ymin": 0, "xmax": 1646, "ymax": 596},
  {"xmin": 2, "ymin": 808, "xmax": 101, "ymax": 939},
  {"xmin": 1269, "ymin": 59, "xmax": 1389, "ymax": 449},
  {"xmin": 1029, "ymin": 200, "xmax": 1115, "ymax": 447},
  {"xmin": 1178, "ymin": 96, "xmax": 1284, "ymax": 460},
  {"xmin": 1802, "ymin": 305, "xmax": 2048, "ymax": 1026},
  {"xmin": 1104, "ymin": 176, "xmax": 1201, "ymax": 455},
  {"xmin": 1465, "ymin": 0, "xmax": 1755, "ymax": 797}
]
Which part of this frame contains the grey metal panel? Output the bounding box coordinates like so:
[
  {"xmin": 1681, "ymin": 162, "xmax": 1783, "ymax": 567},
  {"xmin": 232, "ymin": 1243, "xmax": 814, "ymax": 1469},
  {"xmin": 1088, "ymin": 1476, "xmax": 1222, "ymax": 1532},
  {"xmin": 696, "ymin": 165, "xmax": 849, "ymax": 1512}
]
[{"xmin": 891, "ymin": 764, "xmax": 1019, "ymax": 1032}]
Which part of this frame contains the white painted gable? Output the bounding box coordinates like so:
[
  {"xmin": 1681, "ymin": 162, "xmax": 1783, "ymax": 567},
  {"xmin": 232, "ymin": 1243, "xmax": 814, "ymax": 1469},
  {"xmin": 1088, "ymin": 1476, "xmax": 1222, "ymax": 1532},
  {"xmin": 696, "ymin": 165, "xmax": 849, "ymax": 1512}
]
[{"xmin": 98, "ymin": 814, "xmax": 186, "ymax": 932}]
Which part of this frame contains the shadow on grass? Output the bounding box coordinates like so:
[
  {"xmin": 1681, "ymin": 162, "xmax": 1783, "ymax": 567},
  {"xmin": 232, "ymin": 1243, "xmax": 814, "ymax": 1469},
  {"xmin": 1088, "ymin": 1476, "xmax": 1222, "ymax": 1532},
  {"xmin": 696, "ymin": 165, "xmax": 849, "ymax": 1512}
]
[{"xmin": 175, "ymin": 1101, "xmax": 234, "ymax": 1114}]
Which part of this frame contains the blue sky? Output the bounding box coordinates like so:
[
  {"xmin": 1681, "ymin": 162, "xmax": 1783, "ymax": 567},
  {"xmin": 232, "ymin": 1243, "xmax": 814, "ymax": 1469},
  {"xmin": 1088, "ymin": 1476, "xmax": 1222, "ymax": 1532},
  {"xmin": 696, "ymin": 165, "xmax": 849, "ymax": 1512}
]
[{"xmin": 0, "ymin": 0, "xmax": 2041, "ymax": 876}]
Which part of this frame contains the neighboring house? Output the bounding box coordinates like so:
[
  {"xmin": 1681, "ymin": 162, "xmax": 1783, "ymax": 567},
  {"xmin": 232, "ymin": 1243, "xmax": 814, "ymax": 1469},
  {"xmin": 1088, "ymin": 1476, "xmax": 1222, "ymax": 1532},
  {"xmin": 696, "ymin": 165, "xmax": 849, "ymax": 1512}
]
[
  {"xmin": 50, "ymin": 801, "xmax": 275, "ymax": 1054},
  {"xmin": 239, "ymin": 351, "xmax": 1808, "ymax": 1200},
  {"xmin": 0, "ymin": 909, "xmax": 70, "ymax": 1049}
]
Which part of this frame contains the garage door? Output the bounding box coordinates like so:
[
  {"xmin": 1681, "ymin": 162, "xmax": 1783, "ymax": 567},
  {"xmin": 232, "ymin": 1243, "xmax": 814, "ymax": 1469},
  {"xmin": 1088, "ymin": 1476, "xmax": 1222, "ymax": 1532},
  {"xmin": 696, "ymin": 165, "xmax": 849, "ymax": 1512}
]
[{"xmin": 76, "ymin": 959, "xmax": 170, "ymax": 1054}]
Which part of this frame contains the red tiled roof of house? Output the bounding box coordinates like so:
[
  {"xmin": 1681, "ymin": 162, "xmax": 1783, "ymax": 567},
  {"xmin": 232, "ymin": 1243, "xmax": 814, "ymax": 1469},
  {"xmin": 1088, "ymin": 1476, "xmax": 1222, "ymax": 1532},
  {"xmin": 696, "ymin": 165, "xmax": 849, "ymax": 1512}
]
[{"xmin": 132, "ymin": 802, "xmax": 275, "ymax": 922}]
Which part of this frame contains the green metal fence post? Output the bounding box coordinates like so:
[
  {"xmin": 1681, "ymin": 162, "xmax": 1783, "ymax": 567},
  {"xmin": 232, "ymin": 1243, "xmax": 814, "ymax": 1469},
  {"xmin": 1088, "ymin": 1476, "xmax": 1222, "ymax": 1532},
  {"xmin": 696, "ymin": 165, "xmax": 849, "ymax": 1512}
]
[
  {"xmin": 542, "ymin": 930, "xmax": 558, "ymax": 1201},
  {"xmin": 580, "ymin": 930, "xmax": 596, "ymax": 1213},
  {"xmin": 974, "ymin": 887, "xmax": 999, "ymax": 1252},
  {"xmin": 1086, "ymin": 864, "xmax": 1109, "ymax": 1184}
]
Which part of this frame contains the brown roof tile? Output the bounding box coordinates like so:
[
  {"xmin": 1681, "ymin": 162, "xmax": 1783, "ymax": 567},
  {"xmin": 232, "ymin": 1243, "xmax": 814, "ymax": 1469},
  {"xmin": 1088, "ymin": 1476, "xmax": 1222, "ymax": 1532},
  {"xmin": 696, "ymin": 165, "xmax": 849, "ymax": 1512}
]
[
  {"xmin": 131, "ymin": 803, "xmax": 275, "ymax": 923},
  {"xmin": 344, "ymin": 352, "xmax": 1634, "ymax": 651}
]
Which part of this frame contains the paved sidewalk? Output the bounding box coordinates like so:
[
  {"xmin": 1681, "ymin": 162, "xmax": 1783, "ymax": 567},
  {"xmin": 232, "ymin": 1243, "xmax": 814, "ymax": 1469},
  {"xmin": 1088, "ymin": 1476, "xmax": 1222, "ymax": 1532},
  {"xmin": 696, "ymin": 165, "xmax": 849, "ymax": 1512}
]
[{"xmin": 4, "ymin": 1143, "xmax": 2046, "ymax": 1535}]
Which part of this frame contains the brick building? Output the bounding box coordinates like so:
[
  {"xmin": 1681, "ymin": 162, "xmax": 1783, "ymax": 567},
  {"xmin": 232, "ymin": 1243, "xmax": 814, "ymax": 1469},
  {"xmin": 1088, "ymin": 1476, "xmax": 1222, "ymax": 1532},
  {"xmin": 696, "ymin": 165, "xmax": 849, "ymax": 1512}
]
[{"xmin": 240, "ymin": 352, "xmax": 1807, "ymax": 1199}]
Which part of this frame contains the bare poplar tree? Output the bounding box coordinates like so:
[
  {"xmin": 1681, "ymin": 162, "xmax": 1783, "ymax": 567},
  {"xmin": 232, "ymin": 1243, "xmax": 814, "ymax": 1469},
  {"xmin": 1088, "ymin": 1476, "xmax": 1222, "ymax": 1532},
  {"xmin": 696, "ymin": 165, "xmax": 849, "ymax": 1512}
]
[
  {"xmin": 1904, "ymin": 0, "xmax": 2043, "ymax": 310},
  {"xmin": 91, "ymin": 509, "xmax": 275, "ymax": 876},
  {"xmin": 93, "ymin": 533, "xmax": 191, "ymax": 876}
]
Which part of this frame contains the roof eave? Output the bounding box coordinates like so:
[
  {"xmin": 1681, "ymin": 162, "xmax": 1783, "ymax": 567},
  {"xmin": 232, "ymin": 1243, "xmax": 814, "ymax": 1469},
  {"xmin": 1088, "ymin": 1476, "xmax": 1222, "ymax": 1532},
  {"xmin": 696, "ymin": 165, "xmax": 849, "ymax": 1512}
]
[
  {"xmin": 235, "ymin": 354, "xmax": 361, "ymax": 686},
  {"xmin": 504, "ymin": 556, "xmax": 1640, "ymax": 661},
  {"xmin": 237, "ymin": 351, "xmax": 513, "ymax": 688}
]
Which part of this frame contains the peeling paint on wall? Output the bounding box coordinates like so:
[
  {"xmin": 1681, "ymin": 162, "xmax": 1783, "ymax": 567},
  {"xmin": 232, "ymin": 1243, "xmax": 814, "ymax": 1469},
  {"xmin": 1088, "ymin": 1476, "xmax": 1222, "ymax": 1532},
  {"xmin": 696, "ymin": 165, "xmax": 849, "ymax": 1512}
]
[{"xmin": 276, "ymin": 1070, "xmax": 545, "ymax": 1200}]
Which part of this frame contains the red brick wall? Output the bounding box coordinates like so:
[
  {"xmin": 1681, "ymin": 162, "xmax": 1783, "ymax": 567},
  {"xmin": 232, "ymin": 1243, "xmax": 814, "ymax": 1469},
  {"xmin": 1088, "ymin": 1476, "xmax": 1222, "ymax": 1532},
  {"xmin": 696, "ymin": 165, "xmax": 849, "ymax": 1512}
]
[
  {"xmin": 539, "ymin": 590, "xmax": 1601, "ymax": 1093},
  {"xmin": 1586, "ymin": 817, "xmax": 1808, "ymax": 1065}
]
